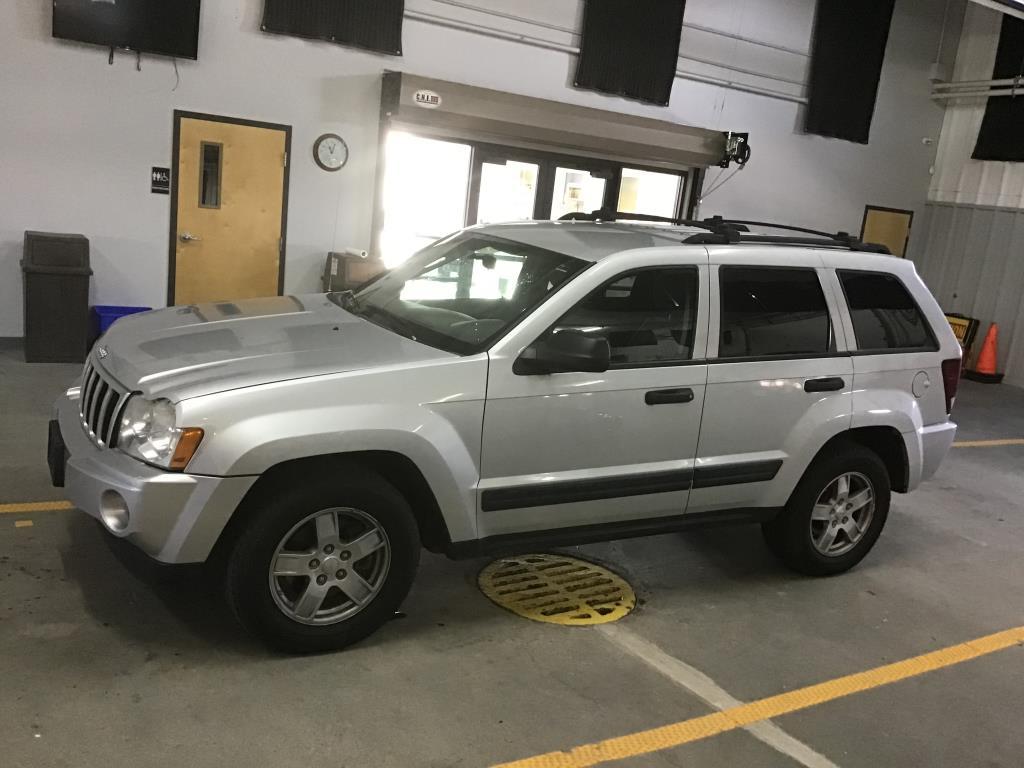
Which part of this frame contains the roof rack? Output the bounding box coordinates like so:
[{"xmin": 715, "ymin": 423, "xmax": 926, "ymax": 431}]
[
  {"xmin": 681, "ymin": 218, "xmax": 891, "ymax": 254},
  {"xmin": 557, "ymin": 210, "xmax": 890, "ymax": 254},
  {"xmin": 557, "ymin": 209, "xmax": 749, "ymax": 233}
]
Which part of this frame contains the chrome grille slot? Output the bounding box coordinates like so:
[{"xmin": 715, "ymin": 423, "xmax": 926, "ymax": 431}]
[{"xmin": 78, "ymin": 358, "xmax": 129, "ymax": 448}]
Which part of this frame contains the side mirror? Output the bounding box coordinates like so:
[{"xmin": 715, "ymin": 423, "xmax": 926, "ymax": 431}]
[{"xmin": 513, "ymin": 330, "xmax": 610, "ymax": 375}]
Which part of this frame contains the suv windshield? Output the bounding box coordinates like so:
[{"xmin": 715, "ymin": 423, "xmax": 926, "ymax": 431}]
[{"xmin": 331, "ymin": 234, "xmax": 589, "ymax": 354}]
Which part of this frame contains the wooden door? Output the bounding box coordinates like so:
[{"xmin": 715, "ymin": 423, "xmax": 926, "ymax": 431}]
[
  {"xmin": 170, "ymin": 113, "xmax": 290, "ymax": 304},
  {"xmin": 861, "ymin": 205, "xmax": 913, "ymax": 257}
]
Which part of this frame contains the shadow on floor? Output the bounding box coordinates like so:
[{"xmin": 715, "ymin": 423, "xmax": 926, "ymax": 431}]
[
  {"xmin": 59, "ymin": 515, "xmax": 268, "ymax": 658},
  {"xmin": 57, "ymin": 514, "xmax": 504, "ymax": 657}
]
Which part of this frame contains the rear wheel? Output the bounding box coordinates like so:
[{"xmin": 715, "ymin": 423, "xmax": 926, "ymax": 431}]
[
  {"xmin": 225, "ymin": 469, "xmax": 420, "ymax": 653},
  {"xmin": 762, "ymin": 442, "xmax": 890, "ymax": 576}
]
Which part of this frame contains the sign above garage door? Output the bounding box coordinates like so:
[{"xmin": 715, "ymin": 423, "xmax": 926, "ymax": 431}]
[{"xmin": 380, "ymin": 72, "xmax": 728, "ymax": 171}]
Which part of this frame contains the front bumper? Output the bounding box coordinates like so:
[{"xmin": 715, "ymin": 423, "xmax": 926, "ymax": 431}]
[{"xmin": 53, "ymin": 388, "xmax": 256, "ymax": 563}]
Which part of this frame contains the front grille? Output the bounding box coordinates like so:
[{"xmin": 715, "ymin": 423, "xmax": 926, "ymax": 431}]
[{"xmin": 79, "ymin": 358, "xmax": 130, "ymax": 448}]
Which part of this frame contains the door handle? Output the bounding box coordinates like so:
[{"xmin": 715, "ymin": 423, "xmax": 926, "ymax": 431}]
[
  {"xmin": 804, "ymin": 377, "xmax": 845, "ymax": 393},
  {"xmin": 179, "ymin": 232, "xmax": 202, "ymax": 242},
  {"xmin": 645, "ymin": 387, "xmax": 695, "ymax": 405}
]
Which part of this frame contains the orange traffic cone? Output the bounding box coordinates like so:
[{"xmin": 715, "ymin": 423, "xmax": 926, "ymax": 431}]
[{"xmin": 964, "ymin": 322, "xmax": 1004, "ymax": 383}]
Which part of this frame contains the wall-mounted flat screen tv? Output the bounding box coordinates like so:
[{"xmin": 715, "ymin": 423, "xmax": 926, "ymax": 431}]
[{"xmin": 53, "ymin": 0, "xmax": 201, "ymax": 60}]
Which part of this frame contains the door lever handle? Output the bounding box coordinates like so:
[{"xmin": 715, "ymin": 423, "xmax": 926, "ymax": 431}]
[
  {"xmin": 179, "ymin": 232, "xmax": 202, "ymax": 242},
  {"xmin": 645, "ymin": 387, "xmax": 695, "ymax": 405},
  {"xmin": 804, "ymin": 377, "xmax": 845, "ymax": 393}
]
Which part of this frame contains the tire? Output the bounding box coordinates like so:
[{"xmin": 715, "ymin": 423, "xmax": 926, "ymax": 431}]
[
  {"xmin": 762, "ymin": 441, "xmax": 890, "ymax": 576},
  {"xmin": 224, "ymin": 467, "xmax": 420, "ymax": 653}
]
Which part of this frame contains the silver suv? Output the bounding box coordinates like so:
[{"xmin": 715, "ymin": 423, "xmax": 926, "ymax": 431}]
[{"xmin": 49, "ymin": 218, "xmax": 962, "ymax": 652}]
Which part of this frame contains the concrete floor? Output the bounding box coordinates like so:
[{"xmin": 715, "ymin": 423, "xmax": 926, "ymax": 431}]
[{"xmin": 2, "ymin": 341, "xmax": 1023, "ymax": 768}]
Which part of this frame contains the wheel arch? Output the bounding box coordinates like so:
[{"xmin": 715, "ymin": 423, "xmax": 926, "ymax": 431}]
[
  {"xmin": 813, "ymin": 426, "xmax": 909, "ymax": 493},
  {"xmin": 211, "ymin": 451, "xmax": 454, "ymax": 563}
]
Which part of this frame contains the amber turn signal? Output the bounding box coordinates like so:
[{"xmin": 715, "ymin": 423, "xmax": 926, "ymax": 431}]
[{"xmin": 169, "ymin": 428, "xmax": 204, "ymax": 471}]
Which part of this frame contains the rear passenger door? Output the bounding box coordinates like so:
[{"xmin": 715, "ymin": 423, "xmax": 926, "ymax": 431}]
[{"xmin": 687, "ymin": 251, "xmax": 853, "ymax": 516}]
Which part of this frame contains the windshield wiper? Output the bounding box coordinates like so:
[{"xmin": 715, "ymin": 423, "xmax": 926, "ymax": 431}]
[
  {"xmin": 333, "ymin": 290, "xmax": 362, "ymax": 314},
  {"xmin": 360, "ymin": 303, "xmax": 421, "ymax": 342}
]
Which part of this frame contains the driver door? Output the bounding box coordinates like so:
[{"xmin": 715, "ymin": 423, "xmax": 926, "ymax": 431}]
[{"xmin": 478, "ymin": 255, "xmax": 710, "ymax": 539}]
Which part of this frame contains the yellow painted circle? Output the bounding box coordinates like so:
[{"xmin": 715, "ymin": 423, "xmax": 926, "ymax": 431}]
[{"xmin": 478, "ymin": 554, "xmax": 636, "ymax": 626}]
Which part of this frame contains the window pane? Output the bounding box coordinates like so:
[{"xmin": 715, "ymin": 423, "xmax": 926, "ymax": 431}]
[
  {"xmin": 352, "ymin": 236, "xmax": 587, "ymax": 354},
  {"xmin": 553, "ymin": 268, "xmax": 699, "ymax": 365},
  {"xmin": 617, "ymin": 168, "xmax": 682, "ymax": 218},
  {"xmin": 477, "ymin": 160, "xmax": 539, "ymax": 224},
  {"xmin": 381, "ymin": 131, "xmax": 471, "ymax": 268},
  {"xmin": 550, "ymin": 167, "xmax": 606, "ymax": 219},
  {"xmin": 199, "ymin": 142, "xmax": 221, "ymax": 208},
  {"xmin": 401, "ymin": 248, "xmax": 525, "ymax": 301},
  {"xmin": 719, "ymin": 268, "xmax": 832, "ymax": 358},
  {"xmin": 839, "ymin": 271, "xmax": 935, "ymax": 350}
]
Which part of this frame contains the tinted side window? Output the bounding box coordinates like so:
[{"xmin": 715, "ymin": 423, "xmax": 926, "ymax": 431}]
[
  {"xmin": 719, "ymin": 267, "xmax": 833, "ymax": 358},
  {"xmin": 839, "ymin": 270, "xmax": 936, "ymax": 351},
  {"xmin": 553, "ymin": 267, "xmax": 698, "ymax": 365}
]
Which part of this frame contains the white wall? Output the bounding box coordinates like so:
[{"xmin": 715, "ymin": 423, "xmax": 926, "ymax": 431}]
[
  {"xmin": 929, "ymin": 3, "xmax": 1024, "ymax": 208},
  {"xmin": 0, "ymin": 0, "xmax": 952, "ymax": 336}
]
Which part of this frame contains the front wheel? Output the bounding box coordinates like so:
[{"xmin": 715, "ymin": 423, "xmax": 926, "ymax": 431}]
[
  {"xmin": 224, "ymin": 469, "xmax": 420, "ymax": 653},
  {"xmin": 762, "ymin": 442, "xmax": 890, "ymax": 576}
]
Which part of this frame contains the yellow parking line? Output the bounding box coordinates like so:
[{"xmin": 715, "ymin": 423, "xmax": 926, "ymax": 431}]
[
  {"xmin": 493, "ymin": 626, "xmax": 1024, "ymax": 768},
  {"xmin": 0, "ymin": 501, "xmax": 75, "ymax": 515},
  {"xmin": 14, "ymin": 520, "xmax": 34, "ymax": 528},
  {"xmin": 953, "ymin": 438, "xmax": 1024, "ymax": 448}
]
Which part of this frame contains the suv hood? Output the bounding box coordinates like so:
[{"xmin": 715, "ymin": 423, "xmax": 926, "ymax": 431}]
[{"xmin": 96, "ymin": 294, "xmax": 454, "ymax": 401}]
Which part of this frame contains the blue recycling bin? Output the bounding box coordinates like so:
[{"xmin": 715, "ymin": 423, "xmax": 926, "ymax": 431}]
[{"xmin": 91, "ymin": 305, "xmax": 151, "ymax": 340}]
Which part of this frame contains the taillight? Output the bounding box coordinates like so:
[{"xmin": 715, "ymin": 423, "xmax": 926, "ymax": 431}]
[{"xmin": 941, "ymin": 358, "xmax": 961, "ymax": 414}]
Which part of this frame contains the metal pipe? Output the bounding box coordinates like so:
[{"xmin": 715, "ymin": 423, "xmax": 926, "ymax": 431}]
[
  {"xmin": 425, "ymin": 0, "xmax": 810, "ymax": 57},
  {"xmin": 673, "ymin": 68, "xmax": 807, "ymax": 104},
  {"xmin": 933, "ymin": 77, "xmax": 1022, "ymax": 90},
  {"xmin": 683, "ymin": 21, "xmax": 809, "ymax": 57},
  {"xmin": 405, "ymin": 9, "xmax": 578, "ymax": 53},
  {"xmin": 931, "ymin": 88, "xmax": 1020, "ymax": 100},
  {"xmin": 678, "ymin": 53, "xmax": 807, "ymax": 87},
  {"xmin": 405, "ymin": 8, "xmax": 808, "ymax": 105},
  {"xmin": 425, "ymin": 0, "xmax": 575, "ymax": 36}
]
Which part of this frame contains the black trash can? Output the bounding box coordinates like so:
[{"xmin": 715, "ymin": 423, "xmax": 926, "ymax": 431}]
[{"xmin": 22, "ymin": 231, "xmax": 92, "ymax": 363}]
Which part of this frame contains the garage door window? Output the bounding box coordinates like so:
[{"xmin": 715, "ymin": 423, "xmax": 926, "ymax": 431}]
[
  {"xmin": 551, "ymin": 267, "xmax": 699, "ymax": 366},
  {"xmin": 838, "ymin": 270, "xmax": 937, "ymax": 351},
  {"xmin": 718, "ymin": 267, "xmax": 833, "ymax": 359}
]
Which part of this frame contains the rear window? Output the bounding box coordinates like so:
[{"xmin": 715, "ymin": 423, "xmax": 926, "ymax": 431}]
[
  {"xmin": 719, "ymin": 267, "xmax": 833, "ymax": 359},
  {"xmin": 838, "ymin": 270, "xmax": 936, "ymax": 352}
]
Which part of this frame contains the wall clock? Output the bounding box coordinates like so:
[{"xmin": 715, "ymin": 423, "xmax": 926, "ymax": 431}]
[{"xmin": 313, "ymin": 133, "xmax": 348, "ymax": 172}]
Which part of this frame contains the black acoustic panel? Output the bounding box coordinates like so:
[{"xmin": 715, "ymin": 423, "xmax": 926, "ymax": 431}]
[
  {"xmin": 574, "ymin": 0, "xmax": 686, "ymax": 106},
  {"xmin": 973, "ymin": 14, "xmax": 1024, "ymax": 162},
  {"xmin": 804, "ymin": 0, "xmax": 895, "ymax": 144},
  {"xmin": 261, "ymin": 0, "xmax": 404, "ymax": 56}
]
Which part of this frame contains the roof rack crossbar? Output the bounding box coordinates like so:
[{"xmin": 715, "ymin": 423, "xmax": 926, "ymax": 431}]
[
  {"xmin": 712, "ymin": 219, "xmax": 837, "ymax": 238},
  {"xmin": 558, "ymin": 209, "xmax": 744, "ymax": 240}
]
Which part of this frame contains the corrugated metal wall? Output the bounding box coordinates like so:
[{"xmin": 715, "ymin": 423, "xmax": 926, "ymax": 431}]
[
  {"xmin": 912, "ymin": 203, "xmax": 1024, "ymax": 386},
  {"xmin": 929, "ymin": 3, "xmax": 1024, "ymax": 207},
  {"xmin": 916, "ymin": 3, "xmax": 1024, "ymax": 387}
]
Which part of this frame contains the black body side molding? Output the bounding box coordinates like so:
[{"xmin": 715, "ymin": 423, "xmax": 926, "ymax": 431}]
[{"xmin": 446, "ymin": 507, "xmax": 782, "ymax": 560}]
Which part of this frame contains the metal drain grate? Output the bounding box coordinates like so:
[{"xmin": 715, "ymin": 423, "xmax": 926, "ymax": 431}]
[{"xmin": 478, "ymin": 554, "xmax": 636, "ymax": 626}]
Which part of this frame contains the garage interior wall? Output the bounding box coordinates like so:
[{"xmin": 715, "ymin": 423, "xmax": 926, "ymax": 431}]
[
  {"xmin": 912, "ymin": 2, "xmax": 1024, "ymax": 386},
  {"xmin": 0, "ymin": 0, "xmax": 956, "ymax": 338}
]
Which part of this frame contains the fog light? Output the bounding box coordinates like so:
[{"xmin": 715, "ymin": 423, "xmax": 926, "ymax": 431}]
[{"xmin": 100, "ymin": 490, "xmax": 130, "ymax": 533}]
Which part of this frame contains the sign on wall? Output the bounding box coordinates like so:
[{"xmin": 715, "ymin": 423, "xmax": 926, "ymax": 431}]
[
  {"xmin": 151, "ymin": 167, "xmax": 170, "ymax": 194},
  {"xmin": 413, "ymin": 89, "xmax": 442, "ymax": 109}
]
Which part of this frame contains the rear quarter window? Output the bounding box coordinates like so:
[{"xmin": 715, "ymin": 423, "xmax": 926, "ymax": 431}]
[{"xmin": 838, "ymin": 270, "xmax": 937, "ymax": 352}]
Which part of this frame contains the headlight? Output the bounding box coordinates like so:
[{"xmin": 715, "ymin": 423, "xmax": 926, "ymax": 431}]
[{"xmin": 118, "ymin": 396, "xmax": 203, "ymax": 471}]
